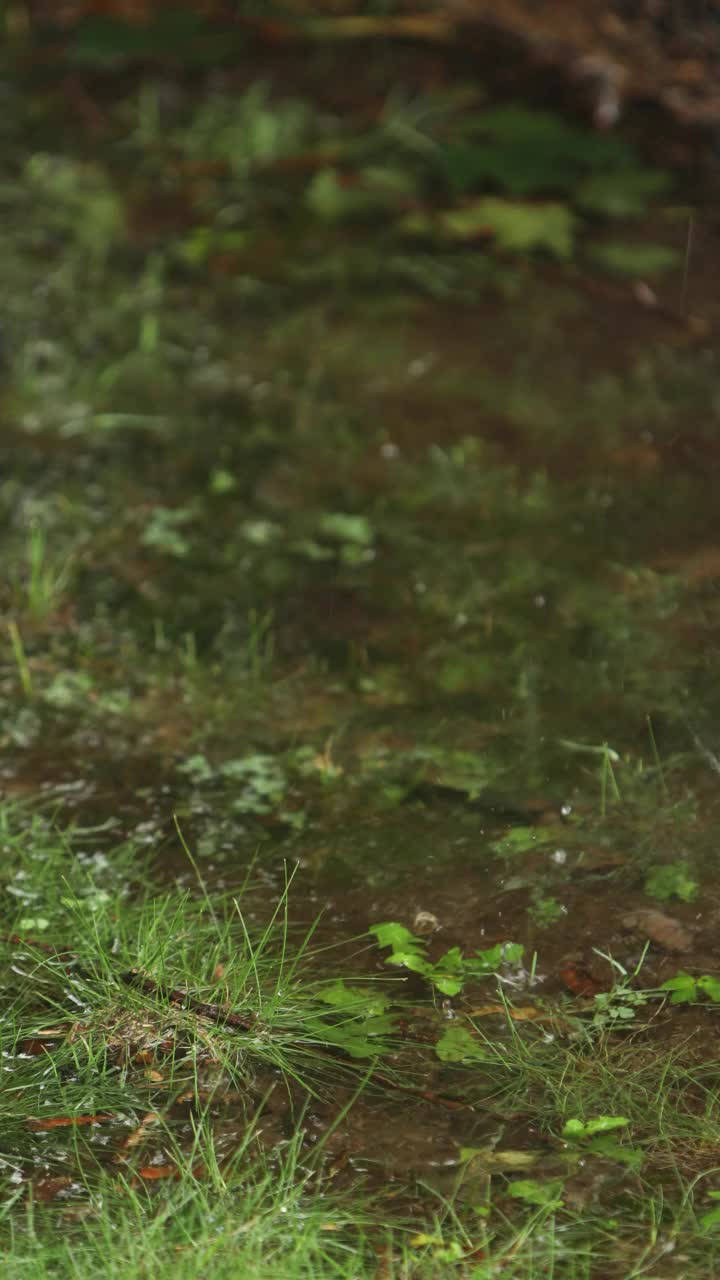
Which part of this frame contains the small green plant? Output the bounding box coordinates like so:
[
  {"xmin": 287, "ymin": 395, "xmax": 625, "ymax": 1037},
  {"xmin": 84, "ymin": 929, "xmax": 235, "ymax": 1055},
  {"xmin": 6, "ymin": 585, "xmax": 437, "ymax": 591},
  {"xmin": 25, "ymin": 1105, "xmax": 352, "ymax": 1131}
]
[
  {"xmin": 644, "ymin": 859, "xmax": 698, "ymax": 903},
  {"xmin": 562, "ymin": 1115, "xmax": 629, "ymax": 1140},
  {"xmin": 490, "ymin": 825, "xmax": 543, "ymax": 857},
  {"xmin": 589, "ymin": 948, "xmax": 653, "ymax": 1030},
  {"xmin": 700, "ymin": 1191, "xmax": 720, "ymax": 1232},
  {"xmin": 660, "ymin": 972, "xmax": 720, "ymax": 1004},
  {"xmin": 7, "ymin": 620, "xmax": 33, "ymax": 698},
  {"xmin": 591, "ymin": 986, "xmax": 650, "ymax": 1030},
  {"xmin": 528, "ymin": 893, "xmax": 564, "ymax": 927},
  {"xmin": 16, "ymin": 522, "xmax": 74, "ymax": 620},
  {"xmin": 245, "ymin": 607, "xmax": 275, "ymax": 680},
  {"xmin": 306, "ymin": 979, "xmax": 397, "ymax": 1059},
  {"xmin": 292, "ymin": 511, "xmax": 375, "ymax": 567},
  {"xmin": 43, "ymin": 668, "xmax": 94, "ymax": 709},
  {"xmin": 508, "ymin": 1178, "xmax": 564, "ymax": 1209},
  {"xmin": 562, "ymin": 1115, "xmax": 642, "ymax": 1170},
  {"xmin": 141, "ymin": 506, "xmax": 195, "ymax": 557},
  {"xmin": 178, "ymin": 751, "xmax": 304, "ymax": 829},
  {"xmin": 558, "ymin": 740, "xmax": 622, "ymax": 815},
  {"xmin": 369, "ymin": 921, "xmax": 523, "ymax": 996},
  {"xmin": 24, "ymin": 151, "xmax": 123, "ymax": 263},
  {"xmin": 179, "ymin": 82, "xmax": 313, "ymax": 176}
]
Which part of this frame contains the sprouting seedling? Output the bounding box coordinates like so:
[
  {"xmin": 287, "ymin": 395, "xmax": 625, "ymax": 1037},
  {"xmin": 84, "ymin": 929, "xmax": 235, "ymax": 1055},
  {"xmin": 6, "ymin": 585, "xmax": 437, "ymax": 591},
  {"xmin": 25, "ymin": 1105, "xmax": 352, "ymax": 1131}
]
[
  {"xmin": 558, "ymin": 739, "xmax": 622, "ymax": 815},
  {"xmin": 646, "ymin": 714, "xmax": 669, "ymax": 800},
  {"xmin": 246, "ymin": 608, "xmax": 275, "ymax": 680},
  {"xmin": 7, "ymin": 621, "xmax": 33, "ymax": 698},
  {"xmin": 599, "ymin": 743, "xmax": 621, "ymax": 816},
  {"xmin": 24, "ymin": 522, "xmax": 73, "ymax": 620}
]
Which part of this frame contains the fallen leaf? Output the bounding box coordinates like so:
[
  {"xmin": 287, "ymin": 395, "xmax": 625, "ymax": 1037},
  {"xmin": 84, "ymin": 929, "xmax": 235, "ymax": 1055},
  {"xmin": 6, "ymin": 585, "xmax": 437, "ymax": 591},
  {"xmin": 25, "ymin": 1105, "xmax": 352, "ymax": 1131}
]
[
  {"xmin": 136, "ymin": 1162, "xmax": 205, "ymax": 1181},
  {"xmin": 469, "ymin": 1004, "xmax": 544, "ymax": 1021},
  {"xmin": 33, "ymin": 1175, "xmax": 74, "ymax": 1203},
  {"xmin": 27, "ymin": 1113, "xmax": 116, "ymax": 1131},
  {"xmin": 559, "ymin": 965, "xmax": 609, "ymax": 997},
  {"xmin": 19, "ymin": 1039, "xmax": 58, "ymax": 1056},
  {"xmin": 119, "ymin": 1113, "xmax": 160, "ymax": 1152},
  {"xmin": 461, "ymin": 1146, "xmax": 538, "ymax": 1169},
  {"xmin": 137, "ymin": 1164, "xmax": 177, "ymax": 1180}
]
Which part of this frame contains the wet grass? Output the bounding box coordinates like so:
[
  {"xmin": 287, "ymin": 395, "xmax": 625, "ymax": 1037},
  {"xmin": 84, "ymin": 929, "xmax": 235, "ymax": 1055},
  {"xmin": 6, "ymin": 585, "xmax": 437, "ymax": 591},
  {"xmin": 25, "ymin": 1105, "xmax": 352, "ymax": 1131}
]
[
  {"xmin": 2, "ymin": 803, "xmax": 720, "ymax": 1276},
  {"xmin": 0, "ymin": 804, "xmax": 409, "ymax": 1276},
  {"xmin": 5, "ymin": 1163, "xmax": 383, "ymax": 1280},
  {"xmin": 2, "ymin": 28, "xmax": 720, "ymax": 1280}
]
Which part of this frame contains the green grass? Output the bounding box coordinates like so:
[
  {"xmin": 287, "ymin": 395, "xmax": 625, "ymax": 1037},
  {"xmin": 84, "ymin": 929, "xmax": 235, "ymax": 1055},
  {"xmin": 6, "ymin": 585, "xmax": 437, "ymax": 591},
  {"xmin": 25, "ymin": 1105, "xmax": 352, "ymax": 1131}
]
[
  {"xmin": 3, "ymin": 803, "xmax": 720, "ymax": 1277},
  {"xmin": 3, "ymin": 1130, "xmax": 383, "ymax": 1280},
  {"xmin": 0, "ymin": 804, "xmax": 408, "ymax": 1276}
]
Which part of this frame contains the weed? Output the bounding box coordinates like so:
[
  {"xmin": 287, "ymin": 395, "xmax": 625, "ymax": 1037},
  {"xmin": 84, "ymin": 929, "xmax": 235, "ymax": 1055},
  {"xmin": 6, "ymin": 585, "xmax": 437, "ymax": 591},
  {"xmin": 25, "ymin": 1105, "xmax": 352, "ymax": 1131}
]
[
  {"xmin": 21, "ymin": 523, "xmax": 74, "ymax": 621},
  {"xmin": 245, "ymin": 608, "xmax": 275, "ymax": 681},
  {"xmin": 369, "ymin": 921, "xmax": 524, "ymax": 998},
  {"xmin": 644, "ymin": 859, "xmax": 698, "ymax": 903},
  {"xmin": 660, "ymin": 973, "xmax": 720, "ymax": 1004},
  {"xmin": 528, "ymin": 893, "xmax": 565, "ymax": 928},
  {"xmin": 558, "ymin": 740, "xmax": 623, "ymax": 816},
  {"xmin": 7, "ymin": 621, "xmax": 33, "ymax": 698},
  {"xmin": 178, "ymin": 749, "xmax": 304, "ymax": 829},
  {"xmin": 140, "ymin": 507, "xmax": 195, "ymax": 559}
]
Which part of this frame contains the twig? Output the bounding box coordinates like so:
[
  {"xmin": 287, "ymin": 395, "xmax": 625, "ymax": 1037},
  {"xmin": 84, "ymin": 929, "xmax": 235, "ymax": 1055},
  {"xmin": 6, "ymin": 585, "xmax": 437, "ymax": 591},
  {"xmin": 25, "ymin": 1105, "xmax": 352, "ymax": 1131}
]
[
  {"xmin": 687, "ymin": 726, "xmax": 720, "ymax": 776},
  {"xmin": 120, "ymin": 968, "xmax": 257, "ymax": 1031}
]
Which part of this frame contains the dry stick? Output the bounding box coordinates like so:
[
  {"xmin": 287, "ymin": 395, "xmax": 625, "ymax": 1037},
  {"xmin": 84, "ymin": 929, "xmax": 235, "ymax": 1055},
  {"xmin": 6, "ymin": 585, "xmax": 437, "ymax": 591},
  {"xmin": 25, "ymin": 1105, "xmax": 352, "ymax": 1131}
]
[
  {"xmin": 687, "ymin": 726, "xmax": 720, "ymax": 776},
  {"xmin": 564, "ymin": 264, "xmax": 708, "ymax": 337},
  {"xmin": 120, "ymin": 967, "xmax": 257, "ymax": 1031}
]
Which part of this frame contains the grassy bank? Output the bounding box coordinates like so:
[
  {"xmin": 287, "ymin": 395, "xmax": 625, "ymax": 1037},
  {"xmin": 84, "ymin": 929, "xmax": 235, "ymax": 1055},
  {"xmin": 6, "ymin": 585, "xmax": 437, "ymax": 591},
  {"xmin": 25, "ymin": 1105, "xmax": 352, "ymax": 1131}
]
[{"xmin": 2, "ymin": 803, "xmax": 720, "ymax": 1278}]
